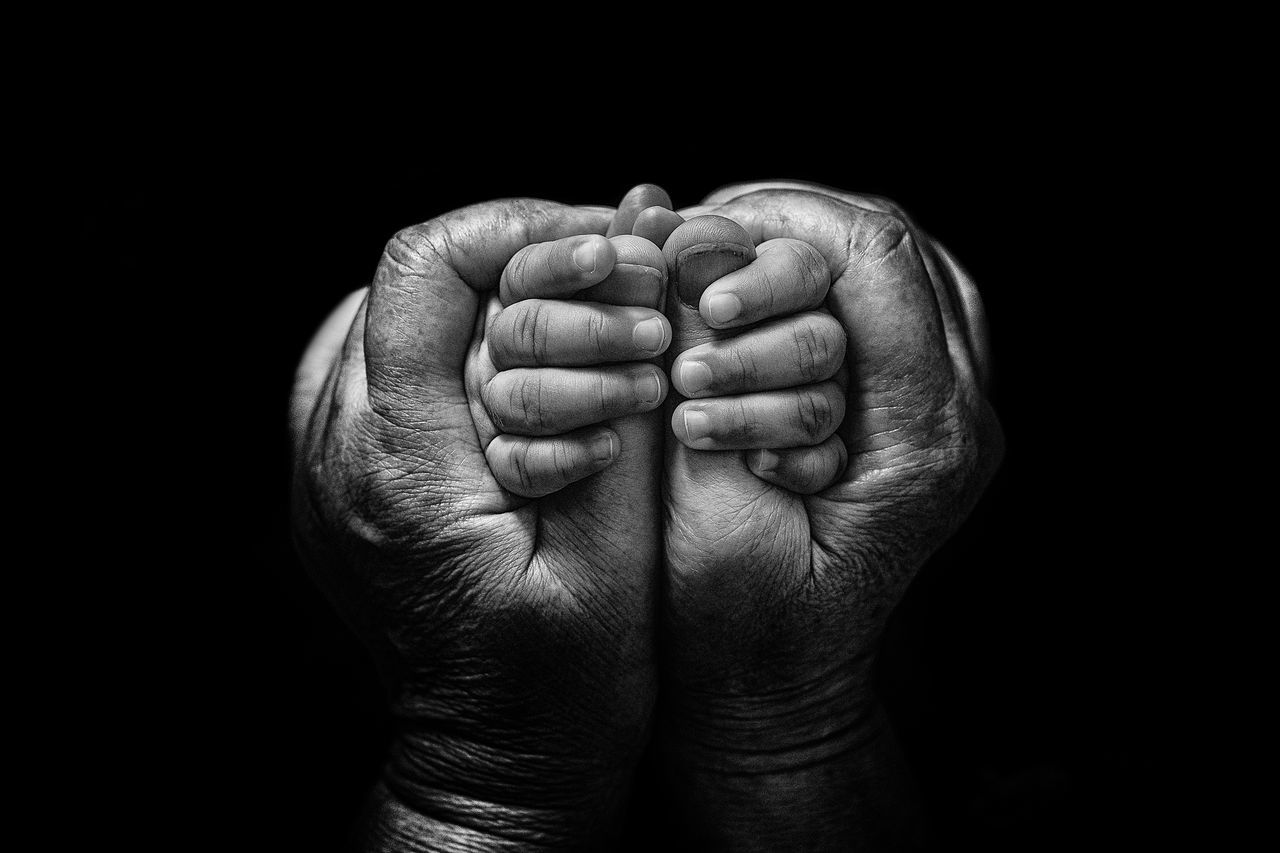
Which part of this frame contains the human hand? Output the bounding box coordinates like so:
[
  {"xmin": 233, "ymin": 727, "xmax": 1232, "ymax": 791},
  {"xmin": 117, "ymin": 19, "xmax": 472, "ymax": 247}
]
[
  {"xmin": 290, "ymin": 197, "xmax": 669, "ymax": 850},
  {"xmin": 656, "ymin": 183, "xmax": 1004, "ymax": 848}
]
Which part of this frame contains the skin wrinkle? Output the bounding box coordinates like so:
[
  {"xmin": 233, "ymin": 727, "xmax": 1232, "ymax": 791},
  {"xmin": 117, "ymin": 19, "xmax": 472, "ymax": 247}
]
[
  {"xmin": 293, "ymin": 186, "xmax": 1000, "ymax": 850},
  {"xmin": 649, "ymin": 185, "xmax": 1001, "ymax": 848},
  {"xmin": 303, "ymin": 194, "xmax": 655, "ymax": 835}
]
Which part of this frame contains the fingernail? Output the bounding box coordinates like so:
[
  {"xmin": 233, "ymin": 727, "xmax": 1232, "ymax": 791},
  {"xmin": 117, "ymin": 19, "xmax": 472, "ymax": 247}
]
[
  {"xmin": 635, "ymin": 371, "xmax": 663, "ymax": 404},
  {"xmin": 680, "ymin": 360, "xmax": 713, "ymax": 394},
  {"xmin": 573, "ymin": 239, "xmax": 597, "ymax": 273},
  {"xmin": 683, "ymin": 410, "xmax": 711, "ymax": 444},
  {"xmin": 632, "ymin": 317, "xmax": 667, "ymax": 353},
  {"xmin": 592, "ymin": 432, "xmax": 617, "ymax": 464},
  {"xmin": 756, "ymin": 449, "xmax": 779, "ymax": 473},
  {"xmin": 706, "ymin": 293, "xmax": 742, "ymax": 325}
]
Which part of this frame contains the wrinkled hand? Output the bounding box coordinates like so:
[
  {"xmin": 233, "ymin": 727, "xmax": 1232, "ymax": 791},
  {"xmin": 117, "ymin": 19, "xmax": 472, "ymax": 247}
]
[
  {"xmin": 656, "ymin": 183, "xmax": 1004, "ymax": 848},
  {"xmin": 290, "ymin": 198, "xmax": 670, "ymax": 850}
]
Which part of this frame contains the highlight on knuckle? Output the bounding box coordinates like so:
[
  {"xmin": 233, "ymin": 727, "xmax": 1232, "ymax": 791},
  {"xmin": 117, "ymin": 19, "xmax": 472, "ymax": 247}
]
[{"xmin": 862, "ymin": 212, "xmax": 913, "ymax": 266}]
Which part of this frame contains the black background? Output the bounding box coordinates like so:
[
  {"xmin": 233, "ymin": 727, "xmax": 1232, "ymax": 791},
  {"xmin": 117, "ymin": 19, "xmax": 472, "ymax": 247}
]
[{"xmin": 142, "ymin": 110, "xmax": 1195, "ymax": 850}]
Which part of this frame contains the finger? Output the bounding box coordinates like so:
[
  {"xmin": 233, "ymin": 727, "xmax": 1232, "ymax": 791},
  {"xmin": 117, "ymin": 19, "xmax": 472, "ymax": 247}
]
[
  {"xmin": 671, "ymin": 381, "xmax": 845, "ymax": 451},
  {"xmin": 485, "ymin": 427, "xmax": 620, "ymax": 498},
  {"xmin": 714, "ymin": 192, "xmax": 954, "ymax": 400},
  {"xmin": 671, "ymin": 311, "xmax": 846, "ymax": 398},
  {"xmin": 483, "ymin": 364, "xmax": 668, "ymax": 436},
  {"xmin": 664, "ymin": 215, "xmax": 756, "ymax": 309},
  {"xmin": 703, "ymin": 187, "xmax": 975, "ymax": 385},
  {"xmin": 697, "ymin": 237, "xmax": 831, "ymax": 329},
  {"xmin": 365, "ymin": 200, "xmax": 611, "ymax": 416},
  {"xmin": 608, "ymin": 183, "xmax": 673, "ymax": 237},
  {"xmin": 633, "ymin": 205, "xmax": 684, "ymax": 247},
  {"xmin": 499, "ymin": 233, "xmax": 617, "ymax": 306},
  {"xmin": 578, "ymin": 235, "xmax": 666, "ymax": 310},
  {"xmin": 746, "ymin": 435, "xmax": 848, "ymax": 495},
  {"xmin": 488, "ymin": 300, "xmax": 671, "ymax": 369}
]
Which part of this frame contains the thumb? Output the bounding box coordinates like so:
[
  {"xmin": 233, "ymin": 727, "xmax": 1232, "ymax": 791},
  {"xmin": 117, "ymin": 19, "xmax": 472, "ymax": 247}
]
[
  {"xmin": 661, "ymin": 216, "xmax": 768, "ymax": 506},
  {"xmin": 663, "ymin": 215, "xmax": 757, "ymax": 357}
]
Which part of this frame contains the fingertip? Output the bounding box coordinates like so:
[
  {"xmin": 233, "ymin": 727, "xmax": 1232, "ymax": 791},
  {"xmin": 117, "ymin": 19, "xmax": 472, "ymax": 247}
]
[
  {"xmin": 672, "ymin": 405, "xmax": 713, "ymax": 450},
  {"xmin": 672, "ymin": 357, "xmax": 712, "ymax": 397},
  {"xmin": 609, "ymin": 184, "xmax": 675, "ymax": 237},
  {"xmin": 638, "ymin": 365, "xmax": 670, "ymax": 409},
  {"xmin": 610, "ymin": 233, "xmax": 665, "ymax": 272},
  {"xmin": 663, "ymin": 216, "xmax": 756, "ymax": 309},
  {"xmin": 700, "ymin": 291, "xmax": 743, "ymax": 328},
  {"xmin": 632, "ymin": 315, "xmax": 671, "ymax": 356},
  {"xmin": 633, "ymin": 205, "xmax": 685, "ymax": 247},
  {"xmin": 591, "ymin": 428, "xmax": 620, "ymax": 467},
  {"xmin": 577, "ymin": 235, "xmax": 665, "ymax": 309},
  {"xmin": 573, "ymin": 234, "xmax": 616, "ymax": 279}
]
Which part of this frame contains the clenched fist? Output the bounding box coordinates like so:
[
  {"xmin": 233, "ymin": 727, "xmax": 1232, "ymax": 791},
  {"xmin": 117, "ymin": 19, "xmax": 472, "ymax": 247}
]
[
  {"xmin": 290, "ymin": 197, "xmax": 672, "ymax": 850},
  {"xmin": 290, "ymin": 181, "xmax": 1003, "ymax": 851},
  {"xmin": 654, "ymin": 183, "xmax": 1003, "ymax": 849}
]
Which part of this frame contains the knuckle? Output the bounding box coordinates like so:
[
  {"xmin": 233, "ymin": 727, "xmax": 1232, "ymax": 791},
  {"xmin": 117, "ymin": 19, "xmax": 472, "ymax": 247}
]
[
  {"xmin": 506, "ymin": 301, "xmax": 550, "ymax": 364},
  {"xmin": 480, "ymin": 380, "xmax": 508, "ymax": 432},
  {"xmin": 861, "ymin": 212, "xmax": 913, "ymax": 265},
  {"xmin": 730, "ymin": 345, "xmax": 761, "ymax": 389},
  {"xmin": 582, "ymin": 310, "xmax": 608, "ymax": 359},
  {"xmin": 790, "ymin": 320, "xmax": 828, "ymax": 382},
  {"xmin": 502, "ymin": 247, "xmax": 532, "ymax": 301},
  {"xmin": 531, "ymin": 303, "xmax": 553, "ymax": 364},
  {"xmin": 550, "ymin": 440, "xmax": 576, "ymax": 482},
  {"xmin": 591, "ymin": 371, "xmax": 612, "ymax": 415},
  {"xmin": 516, "ymin": 373, "xmax": 549, "ymax": 432},
  {"xmin": 785, "ymin": 239, "xmax": 827, "ymax": 296},
  {"xmin": 757, "ymin": 262, "xmax": 781, "ymax": 313},
  {"xmin": 378, "ymin": 226, "xmax": 450, "ymax": 286},
  {"xmin": 383, "ymin": 226, "xmax": 432, "ymax": 268},
  {"xmin": 735, "ymin": 396, "xmax": 761, "ymax": 442},
  {"xmin": 794, "ymin": 388, "xmax": 835, "ymax": 441},
  {"xmin": 506, "ymin": 440, "xmax": 537, "ymax": 493}
]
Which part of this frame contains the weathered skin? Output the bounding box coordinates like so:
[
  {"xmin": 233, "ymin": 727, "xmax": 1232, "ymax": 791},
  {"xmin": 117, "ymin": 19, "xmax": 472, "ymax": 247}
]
[
  {"xmin": 289, "ymin": 182, "xmax": 1004, "ymax": 851},
  {"xmin": 290, "ymin": 198, "xmax": 669, "ymax": 850},
  {"xmin": 655, "ymin": 183, "xmax": 1004, "ymax": 849}
]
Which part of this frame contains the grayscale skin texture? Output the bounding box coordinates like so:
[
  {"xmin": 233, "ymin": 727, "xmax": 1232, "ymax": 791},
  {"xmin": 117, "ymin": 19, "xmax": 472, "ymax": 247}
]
[
  {"xmin": 655, "ymin": 182, "xmax": 1003, "ymax": 850},
  {"xmin": 291, "ymin": 197, "xmax": 673, "ymax": 851},
  {"xmin": 290, "ymin": 182, "xmax": 1003, "ymax": 851}
]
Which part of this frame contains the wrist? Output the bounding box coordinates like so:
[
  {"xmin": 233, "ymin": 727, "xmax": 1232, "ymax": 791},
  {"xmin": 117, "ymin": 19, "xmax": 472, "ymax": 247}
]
[
  {"xmin": 663, "ymin": 657, "xmax": 878, "ymax": 772},
  {"xmin": 358, "ymin": 780, "xmax": 604, "ymax": 852},
  {"xmin": 659, "ymin": 668, "xmax": 925, "ymax": 849},
  {"xmin": 378, "ymin": 728, "xmax": 637, "ymax": 850}
]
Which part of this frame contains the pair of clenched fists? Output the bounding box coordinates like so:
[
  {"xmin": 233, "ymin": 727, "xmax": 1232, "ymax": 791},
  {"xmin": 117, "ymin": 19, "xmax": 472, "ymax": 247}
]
[{"xmin": 290, "ymin": 182, "xmax": 1003, "ymax": 851}]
